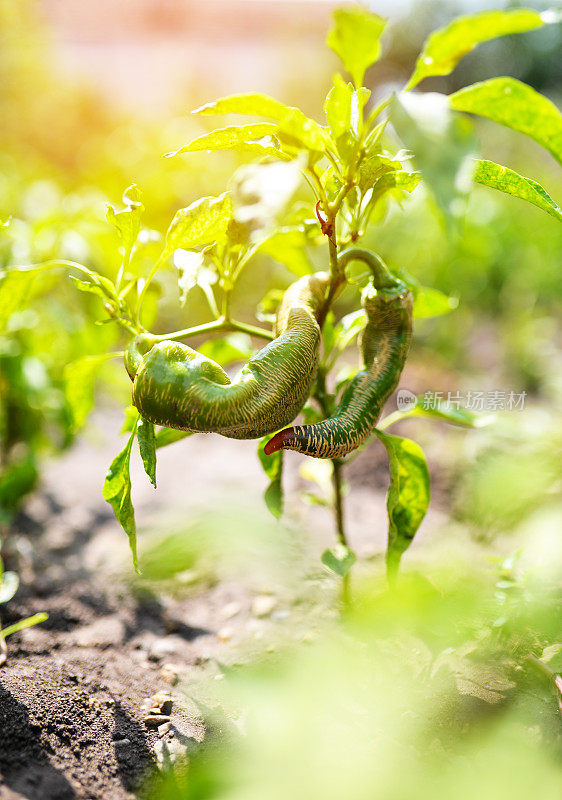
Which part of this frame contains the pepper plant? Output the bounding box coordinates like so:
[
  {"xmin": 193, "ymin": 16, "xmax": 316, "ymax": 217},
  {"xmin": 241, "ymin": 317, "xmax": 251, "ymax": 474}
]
[{"xmin": 4, "ymin": 5, "xmax": 561, "ymax": 594}]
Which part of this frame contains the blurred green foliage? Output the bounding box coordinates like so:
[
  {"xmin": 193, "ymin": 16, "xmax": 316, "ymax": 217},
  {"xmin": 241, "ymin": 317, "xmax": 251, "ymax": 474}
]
[{"xmin": 142, "ymin": 518, "xmax": 562, "ymax": 799}]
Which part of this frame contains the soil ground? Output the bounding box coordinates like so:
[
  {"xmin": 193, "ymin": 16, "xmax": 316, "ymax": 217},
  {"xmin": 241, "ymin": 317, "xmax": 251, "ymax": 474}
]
[{"xmin": 0, "ymin": 407, "xmax": 456, "ymax": 800}]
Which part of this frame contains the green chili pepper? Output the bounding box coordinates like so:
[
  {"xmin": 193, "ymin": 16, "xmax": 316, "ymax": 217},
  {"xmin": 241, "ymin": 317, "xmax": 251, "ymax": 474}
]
[
  {"xmin": 264, "ymin": 250, "xmax": 413, "ymax": 459},
  {"xmin": 125, "ymin": 272, "xmax": 329, "ymax": 439}
]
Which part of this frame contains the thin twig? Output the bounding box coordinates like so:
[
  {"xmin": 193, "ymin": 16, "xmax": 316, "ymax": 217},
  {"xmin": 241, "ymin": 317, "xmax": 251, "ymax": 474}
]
[
  {"xmin": 331, "ymin": 458, "xmax": 351, "ymax": 606},
  {"xmin": 154, "ymin": 317, "xmax": 274, "ymax": 343}
]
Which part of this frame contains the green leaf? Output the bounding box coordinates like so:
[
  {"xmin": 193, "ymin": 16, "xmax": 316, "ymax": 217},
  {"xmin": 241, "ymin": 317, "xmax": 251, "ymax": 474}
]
[
  {"xmin": 258, "ymin": 437, "xmax": 284, "ymax": 519},
  {"xmin": 330, "ymin": 310, "xmax": 368, "ymax": 363},
  {"xmin": 374, "ymin": 430, "xmax": 430, "ymax": 580},
  {"xmin": 301, "ymin": 491, "xmax": 330, "ymax": 508},
  {"xmin": 0, "ymin": 453, "xmax": 38, "ymax": 523},
  {"xmin": 166, "ymin": 124, "xmax": 284, "ymax": 158},
  {"xmin": 164, "ymin": 192, "xmax": 232, "ymax": 258},
  {"xmin": 277, "ymin": 114, "xmax": 331, "ymax": 154},
  {"xmin": 69, "ymin": 271, "xmax": 119, "ymax": 303},
  {"xmin": 0, "ymin": 572, "xmax": 19, "ymax": 604},
  {"xmin": 193, "ymin": 92, "xmax": 330, "ymax": 153},
  {"xmin": 106, "ymin": 183, "xmax": 144, "ymax": 256},
  {"xmin": 450, "ymin": 78, "xmax": 562, "ymax": 166},
  {"xmin": 199, "ymin": 333, "xmax": 253, "ymax": 366},
  {"xmin": 0, "ymin": 262, "xmax": 117, "ymax": 333},
  {"xmin": 256, "ymin": 288, "xmax": 284, "ymax": 323},
  {"xmin": 121, "ymin": 405, "xmax": 139, "ymax": 434},
  {"xmin": 406, "ymin": 8, "xmax": 558, "ymax": 91},
  {"xmin": 69, "ymin": 276, "xmax": 108, "ymax": 305},
  {"xmin": 379, "ymin": 396, "xmax": 494, "ymax": 431},
  {"xmin": 102, "ymin": 428, "xmax": 138, "ymax": 571},
  {"xmin": 474, "ymin": 159, "xmax": 562, "ymax": 222},
  {"xmin": 64, "ymin": 354, "xmax": 114, "ymax": 433},
  {"xmin": 324, "ymin": 74, "xmax": 353, "ymax": 139},
  {"xmin": 358, "ymin": 154, "xmax": 399, "ymax": 192},
  {"xmin": 137, "ymin": 417, "xmax": 157, "ymax": 488},
  {"xmin": 0, "ymin": 268, "xmax": 40, "ymax": 333},
  {"xmin": 413, "ymin": 286, "xmax": 458, "ymax": 319},
  {"xmin": 194, "ymin": 92, "xmax": 291, "ymax": 119},
  {"xmin": 321, "ymin": 544, "xmax": 356, "ymax": 577},
  {"xmin": 370, "ymin": 170, "xmax": 422, "ymax": 200},
  {"xmin": 327, "ymin": 7, "xmax": 386, "ymax": 88},
  {"xmin": 299, "ymin": 459, "xmax": 334, "ymax": 502},
  {"xmin": 258, "ymin": 227, "xmax": 313, "ymax": 277},
  {"xmin": 391, "ymin": 91, "xmax": 477, "ymax": 221},
  {"xmin": 413, "ymin": 403, "xmax": 494, "ymax": 429},
  {"xmin": 155, "ymin": 428, "xmax": 192, "ymax": 449}
]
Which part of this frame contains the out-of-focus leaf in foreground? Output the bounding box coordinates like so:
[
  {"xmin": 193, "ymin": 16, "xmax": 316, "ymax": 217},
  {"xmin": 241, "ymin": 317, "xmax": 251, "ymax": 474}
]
[{"xmin": 391, "ymin": 92, "xmax": 477, "ymax": 222}]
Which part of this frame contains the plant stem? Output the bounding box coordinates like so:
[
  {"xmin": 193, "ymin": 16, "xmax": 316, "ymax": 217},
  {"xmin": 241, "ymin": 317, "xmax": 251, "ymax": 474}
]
[
  {"xmin": 136, "ymin": 252, "xmax": 167, "ymax": 327},
  {"xmin": 314, "ymin": 367, "xmax": 352, "ymax": 606},
  {"xmin": 230, "ymin": 320, "xmax": 275, "ymax": 340},
  {"xmin": 525, "ymin": 654, "xmax": 557, "ymax": 680},
  {"xmin": 154, "ymin": 317, "xmax": 274, "ymax": 343},
  {"xmin": 332, "ymin": 459, "xmax": 346, "ymax": 545},
  {"xmin": 306, "ymin": 166, "xmax": 328, "ymax": 206},
  {"xmin": 337, "ymin": 248, "xmax": 404, "ymax": 291},
  {"xmin": 332, "ymin": 458, "xmax": 350, "ymax": 606},
  {"xmin": 317, "ymin": 235, "xmax": 345, "ymax": 329},
  {"xmin": 1, "ymin": 612, "xmax": 48, "ymax": 639}
]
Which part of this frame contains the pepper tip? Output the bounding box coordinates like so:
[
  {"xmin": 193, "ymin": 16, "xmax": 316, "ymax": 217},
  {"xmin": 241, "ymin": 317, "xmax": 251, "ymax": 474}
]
[{"xmin": 264, "ymin": 428, "xmax": 295, "ymax": 456}]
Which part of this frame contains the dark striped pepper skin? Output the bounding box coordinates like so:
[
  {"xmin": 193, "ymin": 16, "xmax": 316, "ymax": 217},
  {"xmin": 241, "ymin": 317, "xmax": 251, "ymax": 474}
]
[
  {"xmin": 125, "ymin": 272, "xmax": 329, "ymax": 439},
  {"xmin": 265, "ymin": 253, "xmax": 413, "ymax": 459}
]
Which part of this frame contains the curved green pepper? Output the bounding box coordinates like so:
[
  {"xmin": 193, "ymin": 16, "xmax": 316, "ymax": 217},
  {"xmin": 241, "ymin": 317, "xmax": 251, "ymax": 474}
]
[
  {"xmin": 125, "ymin": 272, "xmax": 329, "ymax": 439},
  {"xmin": 265, "ymin": 250, "xmax": 413, "ymax": 458}
]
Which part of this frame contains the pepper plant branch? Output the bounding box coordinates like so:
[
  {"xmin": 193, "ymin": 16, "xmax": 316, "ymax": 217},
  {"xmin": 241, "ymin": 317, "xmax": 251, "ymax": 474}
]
[
  {"xmin": 115, "ymin": 242, "xmax": 133, "ymax": 294},
  {"xmin": 312, "ymin": 365, "xmax": 352, "ymax": 601},
  {"xmin": 337, "ymin": 248, "xmax": 404, "ymax": 291},
  {"xmin": 221, "ymin": 284, "xmax": 232, "ymax": 321},
  {"xmin": 317, "ymin": 236, "xmax": 344, "ymax": 329},
  {"xmin": 525, "ymin": 654, "xmax": 558, "ymax": 681},
  {"xmin": 331, "ymin": 458, "xmax": 347, "ymax": 548},
  {"xmin": 326, "ymin": 150, "xmax": 345, "ymax": 179},
  {"xmin": 136, "ymin": 251, "xmax": 167, "ymax": 327},
  {"xmin": 154, "ymin": 317, "xmax": 274, "ymax": 343},
  {"xmin": 332, "ymin": 457, "xmax": 351, "ymax": 607},
  {"xmin": 328, "ymin": 179, "xmax": 355, "ymax": 218},
  {"xmin": 200, "ymin": 283, "xmax": 220, "ymax": 318},
  {"xmin": 306, "ymin": 165, "xmax": 328, "ymax": 206}
]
